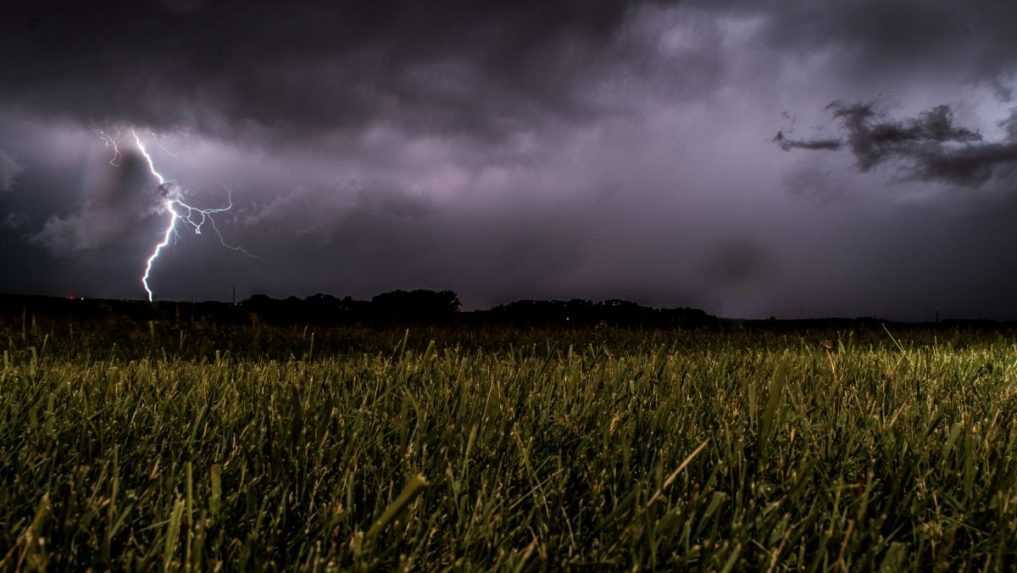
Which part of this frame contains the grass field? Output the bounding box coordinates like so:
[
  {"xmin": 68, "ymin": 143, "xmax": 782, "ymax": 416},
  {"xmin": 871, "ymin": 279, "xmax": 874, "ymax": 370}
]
[{"xmin": 3, "ymin": 320, "xmax": 1017, "ymax": 570}]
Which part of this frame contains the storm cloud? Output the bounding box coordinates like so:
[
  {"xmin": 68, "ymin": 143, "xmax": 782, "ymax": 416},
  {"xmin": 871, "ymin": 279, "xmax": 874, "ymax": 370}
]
[
  {"xmin": 778, "ymin": 102, "xmax": 1017, "ymax": 188},
  {"xmin": 774, "ymin": 133, "xmax": 842, "ymax": 152},
  {"xmin": 4, "ymin": 1, "xmax": 1017, "ymax": 318},
  {"xmin": 0, "ymin": 1, "xmax": 670, "ymax": 140}
]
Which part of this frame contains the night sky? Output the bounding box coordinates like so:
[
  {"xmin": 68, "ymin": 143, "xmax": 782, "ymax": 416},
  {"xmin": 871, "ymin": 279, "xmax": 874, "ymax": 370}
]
[{"xmin": 4, "ymin": 1, "xmax": 1017, "ymax": 319}]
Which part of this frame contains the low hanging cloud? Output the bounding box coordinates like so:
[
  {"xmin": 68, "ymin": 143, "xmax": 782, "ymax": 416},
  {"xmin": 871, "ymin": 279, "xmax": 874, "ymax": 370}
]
[
  {"xmin": 0, "ymin": 0, "xmax": 678, "ymax": 144},
  {"xmin": 777, "ymin": 101, "xmax": 1017, "ymax": 187},
  {"xmin": 773, "ymin": 132, "xmax": 842, "ymax": 152}
]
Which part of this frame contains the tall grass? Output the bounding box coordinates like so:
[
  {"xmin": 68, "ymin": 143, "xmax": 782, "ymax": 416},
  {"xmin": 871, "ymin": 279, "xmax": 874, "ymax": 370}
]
[{"xmin": 2, "ymin": 323, "xmax": 1017, "ymax": 570}]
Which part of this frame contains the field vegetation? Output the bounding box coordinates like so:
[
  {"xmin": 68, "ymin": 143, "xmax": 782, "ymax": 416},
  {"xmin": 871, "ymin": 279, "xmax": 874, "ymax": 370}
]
[{"xmin": 3, "ymin": 319, "xmax": 1017, "ymax": 570}]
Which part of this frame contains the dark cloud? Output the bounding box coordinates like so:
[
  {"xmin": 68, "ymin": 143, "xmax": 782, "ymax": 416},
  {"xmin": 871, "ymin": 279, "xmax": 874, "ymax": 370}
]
[
  {"xmin": 0, "ymin": 1, "xmax": 683, "ymax": 142},
  {"xmin": 779, "ymin": 101, "xmax": 1017, "ymax": 188},
  {"xmin": 6, "ymin": 0, "xmax": 1017, "ymax": 319},
  {"xmin": 706, "ymin": 0, "xmax": 1017, "ymax": 86},
  {"xmin": 774, "ymin": 132, "xmax": 841, "ymax": 152},
  {"xmin": 830, "ymin": 102, "xmax": 982, "ymax": 170}
]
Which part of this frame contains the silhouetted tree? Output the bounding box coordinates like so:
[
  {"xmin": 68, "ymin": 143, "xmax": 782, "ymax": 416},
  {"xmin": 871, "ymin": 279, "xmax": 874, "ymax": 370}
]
[{"xmin": 371, "ymin": 289, "xmax": 461, "ymax": 321}]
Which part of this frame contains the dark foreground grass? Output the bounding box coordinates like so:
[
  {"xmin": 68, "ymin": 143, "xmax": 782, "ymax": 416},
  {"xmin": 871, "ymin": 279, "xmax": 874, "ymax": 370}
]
[{"xmin": 3, "ymin": 323, "xmax": 1017, "ymax": 570}]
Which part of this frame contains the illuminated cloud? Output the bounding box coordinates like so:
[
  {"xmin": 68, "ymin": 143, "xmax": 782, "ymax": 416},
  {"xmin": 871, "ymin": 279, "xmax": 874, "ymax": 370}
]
[{"xmin": 4, "ymin": 1, "xmax": 1017, "ymax": 318}]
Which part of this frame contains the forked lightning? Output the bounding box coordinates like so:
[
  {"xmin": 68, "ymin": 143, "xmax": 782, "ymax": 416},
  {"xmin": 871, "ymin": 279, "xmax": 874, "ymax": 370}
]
[{"xmin": 127, "ymin": 129, "xmax": 253, "ymax": 302}]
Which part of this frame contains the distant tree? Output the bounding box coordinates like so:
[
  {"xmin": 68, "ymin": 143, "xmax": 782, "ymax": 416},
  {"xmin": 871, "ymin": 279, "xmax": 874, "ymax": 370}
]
[
  {"xmin": 491, "ymin": 300, "xmax": 571, "ymax": 324},
  {"xmin": 243, "ymin": 294, "xmax": 276, "ymax": 309},
  {"xmin": 305, "ymin": 293, "xmax": 339, "ymax": 305},
  {"xmin": 371, "ymin": 289, "xmax": 461, "ymax": 320}
]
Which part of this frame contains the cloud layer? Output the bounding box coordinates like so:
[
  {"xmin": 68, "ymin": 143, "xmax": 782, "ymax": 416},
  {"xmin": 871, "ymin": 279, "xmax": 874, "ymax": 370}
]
[{"xmin": 3, "ymin": 1, "xmax": 1017, "ymax": 318}]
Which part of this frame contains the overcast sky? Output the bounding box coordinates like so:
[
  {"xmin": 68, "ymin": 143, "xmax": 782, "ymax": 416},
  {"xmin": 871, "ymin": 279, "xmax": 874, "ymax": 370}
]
[{"xmin": 3, "ymin": 1, "xmax": 1017, "ymax": 319}]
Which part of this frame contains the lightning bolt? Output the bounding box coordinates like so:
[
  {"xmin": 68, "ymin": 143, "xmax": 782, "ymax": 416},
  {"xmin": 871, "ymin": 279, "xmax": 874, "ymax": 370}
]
[
  {"xmin": 96, "ymin": 129, "xmax": 121, "ymax": 166},
  {"xmin": 131, "ymin": 129, "xmax": 254, "ymax": 302}
]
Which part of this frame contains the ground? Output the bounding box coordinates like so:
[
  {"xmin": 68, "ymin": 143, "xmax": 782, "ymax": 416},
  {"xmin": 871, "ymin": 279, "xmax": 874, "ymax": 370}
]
[{"xmin": 2, "ymin": 319, "xmax": 1017, "ymax": 570}]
